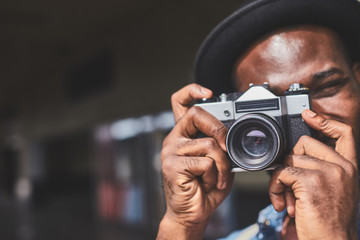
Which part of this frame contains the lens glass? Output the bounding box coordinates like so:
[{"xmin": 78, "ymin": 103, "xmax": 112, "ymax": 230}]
[
  {"xmin": 226, "ymin": 114, "xmax": 283, "ymax": 171},
  {"xmin": 241, "ymin": 129, "xmax": 270, "ymax": 157}
]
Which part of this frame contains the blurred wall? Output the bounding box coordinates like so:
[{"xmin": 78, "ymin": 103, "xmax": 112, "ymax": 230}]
[
  {"xmin": 0, "ymin": 0, "xmax": 244, "ymax": 140},
  {"xmin": 0, "ymin": 1, "xmax": 272, "ymax": 240}
]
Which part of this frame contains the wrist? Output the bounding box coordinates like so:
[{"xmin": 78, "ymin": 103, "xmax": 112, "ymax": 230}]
[{"xmin": 156, "ymin": 213, "xmax": 208, "ymax": 240}]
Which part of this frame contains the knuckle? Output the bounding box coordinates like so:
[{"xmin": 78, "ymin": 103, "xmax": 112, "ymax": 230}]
[
  {"xmin": 202, "ymin": 157, "xmax": 214, "ymax": 170},
  {"xmin": 308, "ymin": 173, "xmax": 323, "ymax": 186},
  {"xmin": 160, "ymin": 144, "xmax": 173, "ymax": 163},
  {"xmin": 188, "ymin": 105, "xmax": 201, "ymax": 116},
  {"xmin": 347, "ymin": 163, "xmax": 358, "ymax": 179},
  {"xmin": 210, "ymin": 123, "xmax": 227, "ymax": 137},
  {"xmin": 161, "ymin": 135, "xmax": 178, "ymax": 161},
  {"xmin": 328, "ymin": 164, "xmax": 345, "ymax": 181},
  {"xmin": 162, "ymin": 131, "xmax": 178, "ymax": 149},
  {"xmin": 270, "ymin": 166, "xmax": 285, "ymax": 179},
  {"xmin": 298, "ymin": 135, "xmax": 311, "ymax": 144},
  {"xmin": 161, "ymin": 156, "xmax": 174, "ymax": 174},
  {"xmin": 160, "ymin": 148, "xmax": 167, "ymax": 161},
  {"xmin": 185, "ymin": 106, "xmax": 204, "ymax": 123},
  {"xmin": 170, "ymin": 91, "xmax": 179, "ymax": 105},
  {"xmin": 204, "ymin": 138, "xmax": 217, "ymax": 148},
  {"xmin": 271, "ymin": 166, "xmax": 282, "ymax": 175},
  {"xmin": 162, "ymin": 134, "xmax": 171, "ymax": 148},
  {"xmin": 341, "ymin": 124, "xmax": 354, "ymax": 137}
]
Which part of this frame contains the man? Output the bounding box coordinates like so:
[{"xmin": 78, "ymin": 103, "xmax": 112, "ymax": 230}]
[{"xmin": 157, "ymin": 0, "xmax": 360, "ymax": 239}]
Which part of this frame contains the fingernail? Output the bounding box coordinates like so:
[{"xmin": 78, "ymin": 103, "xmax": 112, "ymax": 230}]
[
  {"xmin": 220, "ymin": 180, "xmax": 227, "ymax": 190},
  {"xmin": 304, "ymin": 109, "xmax": 316, "ymax": 117},
  {"xmin": 221, "ymin": 143, "xmax": 227, "ymax": 152},
  {"xmin": 200, "ymin": 87, "xmax": 212, "ymax": 95}
]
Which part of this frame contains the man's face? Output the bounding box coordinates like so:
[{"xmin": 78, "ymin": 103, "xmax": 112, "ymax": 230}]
[{"xmin": 234, "ymin": 25, "xmax": 360, "ymax": 139}]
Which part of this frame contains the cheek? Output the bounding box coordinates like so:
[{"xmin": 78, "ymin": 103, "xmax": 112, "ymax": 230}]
[{"xmin": 312, "ymin": 90, "xmax": 360, "ymax": 136}]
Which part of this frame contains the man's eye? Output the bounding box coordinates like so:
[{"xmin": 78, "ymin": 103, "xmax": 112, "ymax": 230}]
[{"xmin": 310, "ymin": 78, "xmax": 348, "ymax": 99}]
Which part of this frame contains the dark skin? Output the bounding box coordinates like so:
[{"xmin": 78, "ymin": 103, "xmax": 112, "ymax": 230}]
[{"xmin": 157, "ymin": 26, "xmax": 360, "ymax": 239}]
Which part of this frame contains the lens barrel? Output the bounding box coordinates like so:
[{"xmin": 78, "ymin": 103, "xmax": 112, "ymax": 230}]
[{"xmin": 226, "ymin": 113, "xmax": 284, "ymax": 171}]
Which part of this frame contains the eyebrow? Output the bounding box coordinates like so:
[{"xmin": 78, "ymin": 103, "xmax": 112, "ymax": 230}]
[{"xmin": 312, "ymin": 67, "xmax": 344, "ymax": 81}]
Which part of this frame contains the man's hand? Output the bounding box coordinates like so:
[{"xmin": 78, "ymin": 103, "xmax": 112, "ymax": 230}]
[
  {"xmin": 269, "ymin": 109, "xmax": 359, "ymax": 240},
  {"xmin": 157, "ymin": 84, "xmax": 234, "ymax": 240}
]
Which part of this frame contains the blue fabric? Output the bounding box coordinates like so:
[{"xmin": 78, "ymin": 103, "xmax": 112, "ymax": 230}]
[
  {"xmin": 220, "ymin": 204, "xmax": 360, "ymax": 240},
  {"xmin": 256, "ymin": 205, "xmax": 286, "ymax": 240},
  {"xmin": 219, "ymin": 205, "xmax": 286, "ymax": 240}
]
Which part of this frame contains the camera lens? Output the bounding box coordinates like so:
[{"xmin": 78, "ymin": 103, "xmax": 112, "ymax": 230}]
[
  {"xmin": 241, "ymin": 130, "xmax": 270, "ymax": 157},
  {"xmin": 226, "ymin": 114, "xmax": 284, "ymax": 171}
]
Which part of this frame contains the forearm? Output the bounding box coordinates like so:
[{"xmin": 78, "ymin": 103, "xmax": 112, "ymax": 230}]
[{"xmin": 156, "ymin": 214, "xmax": 208, "ymax": 240}]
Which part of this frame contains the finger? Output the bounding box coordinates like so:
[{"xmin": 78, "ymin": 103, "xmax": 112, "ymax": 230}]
[
  {"xmin": 268, "ymin": 183, "xmax": 286, "ymax": 213},
  {"xmin": 269, "ymin": 166, "xmax": 312, "ymax": 212},
  {"xmin": 162, "ymin": 155, "xmax": 217, "ymax": 193},
  {"xmin": 171, "ymin": 83, "xmax": 213, "ymax": 122},
  {"xmin": 302, "ymin": 109, "xmax": 357, "ymax": 167},
  {"xmin": 173, "ymin": 106, "xmax": 228, "ymax": 151},
  {"xmin": 292, "ymin": 136, "xmax": 348, "ymax": 167},
  {"xmin": 284, "ymin": 154, "xmax": 339, "ymax": 171},
  {"xmin": 285, "ymin": 188, "xmax": 296, "ymax": 217},
  {"xmin": 291, "ymin": 134, "xmax": 356, "ymax": 174},
  {"xmin": 173, "ymin": 137, "xmax": 232, "ymax": 190},
  {"xmin": 284, "ymin": 153, "xmax": 355, "ymax": 177},
  {"xmin": 207, "ymin": 172, "xmax": 234, "ymax": 205},
  {"xmin": 268, "ymin": 169, "xmax": 286, "ymax": 212},
  {"xmin": 182, "ymin": 157, "xmax": 218, "ymax": 193}
]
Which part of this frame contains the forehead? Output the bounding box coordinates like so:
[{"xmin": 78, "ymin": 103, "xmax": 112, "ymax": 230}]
[{"xmin": 234, "ymin": 25, "xmax": 350, "ymax": 93}]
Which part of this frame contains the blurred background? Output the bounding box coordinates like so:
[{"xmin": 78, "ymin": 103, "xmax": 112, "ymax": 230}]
[{"xmin": 0, "ymin": 0, "xmax": 271, "ymax": 239}]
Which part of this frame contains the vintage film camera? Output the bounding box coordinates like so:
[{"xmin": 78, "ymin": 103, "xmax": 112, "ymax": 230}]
[{"xmin": 195, "ymin": 83, "xmax": 312, "ymax": 172}]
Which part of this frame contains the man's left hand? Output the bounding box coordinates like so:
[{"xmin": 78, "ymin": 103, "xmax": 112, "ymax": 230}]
[{"xmin": 269, "ymin": 109, "xmax": 359, "ymax": 240}]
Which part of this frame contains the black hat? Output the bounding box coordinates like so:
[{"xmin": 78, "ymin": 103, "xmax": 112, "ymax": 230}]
[{"xmin": 194, "ymin": 0, "xmax": 360, "ymax": 95}]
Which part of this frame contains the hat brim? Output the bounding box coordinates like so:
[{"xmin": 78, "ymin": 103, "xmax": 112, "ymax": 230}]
[{"xmin": 194, "ymin": 0, "xmax": 360, "ymax": 95}]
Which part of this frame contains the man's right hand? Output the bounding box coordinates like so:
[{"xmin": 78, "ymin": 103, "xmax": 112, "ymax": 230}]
[{"xmin": 157, "ymin": 84, "xmax": 234, "ymax": 240}]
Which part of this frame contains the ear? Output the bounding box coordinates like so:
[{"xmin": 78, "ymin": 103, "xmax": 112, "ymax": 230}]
[{"xmin": 353, "ymin": 62, "xmax": 360, "ymax": 85}]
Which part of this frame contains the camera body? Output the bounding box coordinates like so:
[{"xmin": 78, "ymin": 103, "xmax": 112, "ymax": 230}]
[{"xmin": 195, "ymin": 83, "xmax": 312, "ymax": 172}]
